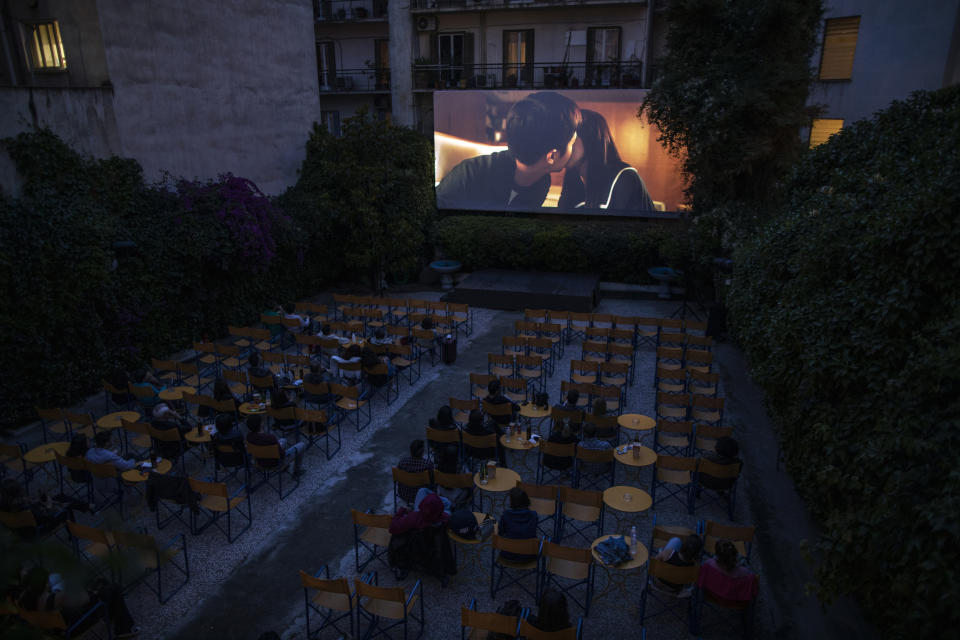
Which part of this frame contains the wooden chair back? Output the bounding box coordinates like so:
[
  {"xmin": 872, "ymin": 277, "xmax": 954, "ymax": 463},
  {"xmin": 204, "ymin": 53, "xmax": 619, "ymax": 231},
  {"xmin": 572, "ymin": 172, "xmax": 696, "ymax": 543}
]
[
  {"xmin": 425, "ymin": 426, "xmax": 460, "ymax": 445},
  {"xmin": 67, "ymin": 520, "xmax": 111, "ymax": 546},
  {"xmin": 648, "ymin": 557, "xmax": 699, "ymax": 586},
  {"xmin": 433, "ymin": 470, "xmax": 474, "ymax": 490},
  {"xmin": 575, "ymin": 446, "xmax": 614, "ymax": 465},
  {"xmin": 518, "ymin": 619, "xmax": 579, "ymax": 639},
  {"xmin": 461, "ymin": 431, "xmax": 497, "ymax": 450},
  {"xmin": 461, "ymin": 606, "xmax": 520, "ymax": 637},
  {"xmin": 540, "ymin": 441, "xmax": 576, "ymax": 458},
  {"xmin": 656, "ymin": 455, "xmax": 696, "ymax": 485},
  {"xmin": 391, "ymin": 466, "xmax": 431, "ymax": 490},
  {"xmin": 189, "ymin": 477, "xmax": 229, "ymax": 498},
  {"xmin": 492, "ymin": 534, "xmax": 540, "ymax": 557},
  {"xmin": 482, "ymin": 399, "xmax": 513, "ymax": 418},
  {"xmin": 704, "ymin": 520, "xmax": 755, "ymax": 557}
]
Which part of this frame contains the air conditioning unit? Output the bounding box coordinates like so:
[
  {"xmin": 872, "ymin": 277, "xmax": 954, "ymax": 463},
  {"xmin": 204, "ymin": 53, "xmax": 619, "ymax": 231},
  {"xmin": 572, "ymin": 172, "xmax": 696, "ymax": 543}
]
[{"xmin": 417, "ymin": 15, "xmax": 437, "ymax": 31}]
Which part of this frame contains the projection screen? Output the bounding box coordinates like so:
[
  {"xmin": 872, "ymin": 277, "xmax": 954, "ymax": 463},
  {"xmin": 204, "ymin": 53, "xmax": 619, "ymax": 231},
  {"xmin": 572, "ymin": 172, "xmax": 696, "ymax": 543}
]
[{"xmin": 434, "ymin": 89, "xmax": 686, "ymax": 214}]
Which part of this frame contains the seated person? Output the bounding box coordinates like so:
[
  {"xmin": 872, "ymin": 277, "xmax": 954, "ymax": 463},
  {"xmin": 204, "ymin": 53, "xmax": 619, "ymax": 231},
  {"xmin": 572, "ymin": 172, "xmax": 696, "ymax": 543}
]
[
  {"xmin": 526, "ymin": 589, "xmax": 573, "ymax": 633},
  {"xmin": 369, "ymin": 327, "xmax": 393, "ymax": 346},
  {"xmin": 245, "ymin": 415, "xmax": 306, "ymax": 477},
  {"xmin": 654, "ymin": 534, "xmax": 703, "ymax": 593},
  {"xmin": 330, "ymin": 344, "xmax": 362, "ymax": 383},
  {"xmin": 463, "ymin": 409, "xmax": 497, "ymax": 462},
  {"xmin": 498, "ymin": 487, "xmax": 538, "ymax": 562},
  {"xmin": 270, "ymin": 388, "xmax": 297, "ymax": 427},
  {"xmin": 396, "ymin": 439, "xmax": 433, "ymax": 505},
  {"xmin": 388, "ymin": 492, "xmax": 455, "ymax": 582},
  {"xmin": 484, "ymin": 379, "xmax": 517, "ymax": 429},
  {"xmin": 361, "ymin": 348, "xmax": 390, "ymax": 388},
  {"xmin": 64, "ymin": 434, "xmax": 92, "ymax": 484},
  {"xmin": 17, "ymin": 565, "xmax": 139, "ymax": 638},
  {"xmin": 543, "ymin": 422, "xmax": 579, "ymax": 471},
  {"xmin": 151, "ymin": 403, "xmax": 191, "ymax": 460},
  {"xmin": 699, "ymin": 436, "xmax": 743, "ymax": 492},
  {"xmin": 577, "ymin": 423, "xmax": 613, "ymax": 477},
  {"xmin": 130, "ymin": 367, "xmax": 164, "ymax": 410},
  {"xmin": 302, "ymin": 363, "xmax": 333, "ymax": 405},
  {"xmin": 697, "ymin": 539, "xmax": 759, "ymax": 606},
  {"xmin": 85, "ymin": 431, "xmax": 137, "ymax": 472},
  {"xmin": 282, "ymin": 302, "xmax": 310, "ymax": 331},
  {"xmin": 212, "ymin": 377, "xmax": 240, "ymax": 406},
  {"xmin": 247, "ymin": 352, "xmax": 273, "ymax": 381},
  {"xmin": 556, "ymin": 389, "xmax": 580, "ymax": 411},
  {"xmin": 0, "ymin": 479, "xmax": 69, "ymax": 536}
]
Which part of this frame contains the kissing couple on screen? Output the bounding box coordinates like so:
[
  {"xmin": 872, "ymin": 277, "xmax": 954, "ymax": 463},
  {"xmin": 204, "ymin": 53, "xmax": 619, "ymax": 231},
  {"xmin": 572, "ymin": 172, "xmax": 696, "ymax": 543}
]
[{"xmin": 436, "ymin": 91, "xmax": 654, "ymax": 213}]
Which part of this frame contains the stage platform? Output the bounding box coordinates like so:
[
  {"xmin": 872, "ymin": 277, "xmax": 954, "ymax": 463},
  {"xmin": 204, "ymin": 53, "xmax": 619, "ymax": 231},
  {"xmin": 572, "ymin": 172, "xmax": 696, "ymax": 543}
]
[{"xmin": 443, "ymin": 269, "xmax": 599, "ymax": 312}]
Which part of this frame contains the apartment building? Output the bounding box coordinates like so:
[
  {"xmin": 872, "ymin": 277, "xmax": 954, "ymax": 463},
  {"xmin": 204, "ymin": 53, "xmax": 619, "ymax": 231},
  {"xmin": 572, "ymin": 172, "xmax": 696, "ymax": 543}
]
[{"xmin": 312, "ymin": 0, "xmax": 663, "ymax": 134}]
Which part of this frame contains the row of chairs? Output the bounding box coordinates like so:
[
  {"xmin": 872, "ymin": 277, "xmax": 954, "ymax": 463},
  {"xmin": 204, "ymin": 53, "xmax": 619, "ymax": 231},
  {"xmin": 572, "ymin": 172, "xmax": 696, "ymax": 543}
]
[
  {"xmin": 652, "ymin": 455, "xmax": 741, "ymax": 519},
  {"xmin": 520, "ymin": 309, "xmax": 706, "ymax": 347},
  {"xmin": 331, "ymin": 294, "xmax": 473, "ymax": 335},
  {"xmin": 656, "ymin": 392, "xmax": 725, "ymax": 427}
]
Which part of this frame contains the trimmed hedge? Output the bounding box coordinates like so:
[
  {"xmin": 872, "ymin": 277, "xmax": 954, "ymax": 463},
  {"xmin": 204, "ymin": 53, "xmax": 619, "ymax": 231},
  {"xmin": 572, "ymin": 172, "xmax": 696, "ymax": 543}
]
[
  {"xmin": 435, "ymin": 215, "xmax": 719, "ymax": 286},
  {"xmin": 727, "ymin": 86, "xmax": 960, "ymax": 639}
]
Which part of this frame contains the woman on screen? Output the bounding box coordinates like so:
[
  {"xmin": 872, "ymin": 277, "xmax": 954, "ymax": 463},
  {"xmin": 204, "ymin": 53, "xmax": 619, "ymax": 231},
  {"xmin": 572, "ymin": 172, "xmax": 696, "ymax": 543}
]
[{"xmin": 558, "ymin": 109, "xmax": 654, "ymax": 212}]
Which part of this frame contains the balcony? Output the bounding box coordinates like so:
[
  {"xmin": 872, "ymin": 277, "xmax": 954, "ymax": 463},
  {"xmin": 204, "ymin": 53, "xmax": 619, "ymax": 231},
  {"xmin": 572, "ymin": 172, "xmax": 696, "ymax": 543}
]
[
  {"xmin": 411, "ymin": 0, "xmax": 645, "ymax": 12},
  {"xmin": 315, "ymin": 0, "xmax": 388, "ymax": 22},
  {"xmin": 410, "ymin": 60, "xmax": 643, "ymax": 90},
  {"xmin": 319, "ymin": 68, "xmax": 391, "ymax": 92}
]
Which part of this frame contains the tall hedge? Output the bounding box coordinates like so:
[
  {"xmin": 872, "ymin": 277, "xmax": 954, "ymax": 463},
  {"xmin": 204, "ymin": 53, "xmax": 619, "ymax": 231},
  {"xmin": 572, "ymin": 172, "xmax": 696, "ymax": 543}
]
[{"xmin": 727, "ymin": 86, "xmax": 960, "ymax": 638}]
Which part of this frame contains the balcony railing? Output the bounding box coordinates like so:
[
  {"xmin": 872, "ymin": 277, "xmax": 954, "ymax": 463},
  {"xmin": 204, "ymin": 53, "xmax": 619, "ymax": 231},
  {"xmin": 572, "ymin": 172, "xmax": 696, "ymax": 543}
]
[
  {"xmin": 315, "ymin": 0, "xmax": 388, "ymax": 22},
  {"xmin": 319, "ymin": 68, "xmax": 391, "ymax": 92},
  {"xmin": 411, "ymin": 61, "xmax": 643, "ymax": 90},
  {"xmin": 411, "ymin": 0, "xmax": 643, "ymax": 10}
]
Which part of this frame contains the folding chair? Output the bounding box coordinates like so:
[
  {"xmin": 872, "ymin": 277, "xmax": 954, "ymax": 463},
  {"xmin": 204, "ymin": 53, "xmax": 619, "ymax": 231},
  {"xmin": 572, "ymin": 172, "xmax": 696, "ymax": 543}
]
[
  {"xmin": 540, "ymin": 322, "xmax": 565, "ymax": 359},
  {"xmin": 574, "ymin": 447, "xmax": 615, "ymax": 491},
  {"xmin": 599, "ymin": 362, "xmax": 629, "ymax": 403},
  {"xmin": 434, "ymin": 470, "xmax": 477, "ymax": 511},
  {"xmin": 549, "ymin": 408, "xmax": 583, "ymax": 438},
  {"xmin": 587, "ymin": 415, "xmax": 619, "ymax": 445},
  {"xmin": 607, "ymin": 343, "xmax": 634, "ymax": 386},
  {"xmin": 518, "ymin": 481, "xmax": 560, "ymax": 539},
  {"xmin": 488, "ymin": 353, "xmax": 515, "ymax": 378},
  {"xmin": 566, "ymin": 312, "xmax": 591, "ymax": 344},
  {"xmin": 560, "ymin": 382, "xmax": 592, "ymax": 410},
  {"xmin": 0, "ymin": 442, "xmax": 35, "ymax": 494},
  {"xmin": 654, "ymin": 347, "xmax": 685, "ymax": 385},
  {"xmin": 426, "ymin": 427, "xmax": 461, "ymax": 466},
  {"xmin": 86, "ymin": 460, "xmax": 124, "ymax": 516},
  {"xmin": 148, "ymin": 425, "xmax": 188, "ymax": 475},
  {"xmin": 540, "ymin": 540, "xmax": 595, "ymax": 616},
  {"xmin": 693, "ymin": 424, "xmax": 735, "ymax": 457},
  {"xmin": 222, "ymin": 368, "xmax": 248, "ymax": 399},
  {"xmin": 114, "ymin": 529, "xmax": 189, "ymax": 603},
  {"xmin": 190, "ymin": 477, "xmax": 252, "ymax": 543},
  {"xmin": 266, "ymin": 406, "xmax": 301, "ymax": 443},
  {"xmin": 351, "ymin": 509, "xmax": 392, "ymax": 572},
  {"xmin": 63, "ymin": 412, "xmax": 96, "ymax": 439},
  {"xmin": 392, "ymin": 467, "xmax": 432, "ymax": 512},
  {"xmin": 528, "ymin": 337, "xmax": 555, "ymax": 376},
  {"xmin": 102, "ymin": 379, "xmax": 133, "ymax": 413},
  {"xmin": 537, "ymin": 441, "xmax": 576, "ymax": 486},
  {"xmin": 639, "ymin": 558, "xmax": 700, "ymax": 636},
  {"xmin": 461, "ymin": 432, "xmax": 497, "ymax": 471},
  {"xmin": 556, "ymin": 487, "xmax": 604, "ymax": 545},
  {"xmin": 702, "ymin": 520, "xmax": 755, "ymax": 563},
  {"xmin": 212, "ymin": 441, "xmax": 249, "ymax": 485},
  {"xmin": 656, "ymin": 392, "xmax": 691, "ymax": 423},
  {"xmin": 413, "ymin": 327, "xmax": 439, "ymax": 366},
  {"xmin": 634, "ymin": 317, "xmax": 659, "ymax": 348},
  {"xmin": 580, "ymin": 341, "xmax": 607, "ymax": 364},
  {"xmin": 450, "ymin": 397, "xmax": 479, "ymax": 427},
  {"xmin": 490, "ymin": 535, "xmax": 542, "ymax": 600},
  {"xmin": 696, "ymin": 566, "xmax": 759, "ymax": 639},
  {"xmin": 570, "ymin": 360, "xmax": 599, "ymax": 385},
  {"xmin": 450, "ymin": 302, "xmax": 472, "ymax": 336},
  {"xmin": 688, "ymin": 369, "xmax": 720, "ymax": 397},
  {"xmin": 656, "ymin": 366, "xmax": 688, "ymax": 393},
  {"xmin": 0, "ymin": 508, "xmax": 66, "ymax": 543},
  {"xmin": 500, "ymin": 377, "xmax": 529, "ymax": 404},
  {"xmin": 524, "ymin": 308, "xmax": 550, "ymax": 324},
  {"xmin": 179, "ymin": 361, "xmax": 213, "ymax": 391},
  {"xmin": 654, "ymin": 420, "xmax": 694, "ymax": 457},
  {"xmin": 18, "ymin": 600, "xmax": 110, "ymax": 640},
  {"xmin": 693, "ymin": 458, "xmax": 742, "ymax": 519},
  {"xmin": 516, "ymin": 319, "xmax": 539, "ymax": 340},
  {"xmin": 469, "ymin": 373, "xmax": 495, "ymax": 401},
  {"xmin": 300, "ymin": 566, "xmax": 357, "ymax": 640},
  {"xmin": 503, "ymin": 335, "xmax": 527, "ymax": 357},
  {"xmin": 330, "ymin": 382, "xmax": 371, "ymax": 432},
  {"xmin": 658, "ymin": 331, "xmax": 686, "ymax": 349},
  {"xmin": 297, "ymin": 407, "xmax": 340, "ymax": 459},
  {"xmin": 66, "ymin": 520, "xmax": 115, "ymax": 579},
  {"xmin": 389, "ymin": 343, "xmax": 421, "ymax": 385},
  {"xmin": 517, "ymin": 355, "xmax": 545, "ymax": 392},
  {"xmin": 364, "ymin": 362, "xmax": 398, "ymax": 405},
  {"xmin": 461, "ymin": 599, "xmax": 521, "ymax": 640},
  {"xmin": 482, "ymin": 399, "xmax": 514, "ymax": 425},
  {"xmin": 518, "ymin": 617, "xmax": 582, "ymax": 639},
  {"xmin": 246, "ymin": 442, "xmax": 299, "ymax": 499},
  {"xmin": 691, "ymin": 396, "xmax": 725, "ymax": 427},
  {"xmin": 36, "ymin": 407, "xmax": 70, "ymax": 443},
  {"xmin": 356, "ymin": 571, "xmax": 425, "ymax": 640},
  {"xmin": 55, "ymin": 452, "xmax": 92, "ymax": 505},
  {"xmin": 193, "ymin": 341, "xmax": 218, "ymax": 376},
  {"xmin": 585, "ymin": 326, "xmax": 610, "ymax": 344},
  {"xmin": 651, "ymin": 455, "xmax": 696, "ymax": 514}
]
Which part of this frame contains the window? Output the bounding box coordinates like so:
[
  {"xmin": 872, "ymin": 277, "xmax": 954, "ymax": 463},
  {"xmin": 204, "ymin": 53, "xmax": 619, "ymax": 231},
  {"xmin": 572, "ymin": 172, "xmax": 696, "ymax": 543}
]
[
  {"xmin": 437, "ymin": 33, "xmax": 463, "ymax": 85},
  {"xmin": 809, "ymin": 118, "xmax": 844, "ymax": 148},
  {"xmin": 586, "ymin": 27, "xmax": 621, "ymax": 86},
  {"xmin": 24, "ymin": 21, "xmax": 66, "ymax": 71},
  {"xmin": 374, "ymin": 39, "xmax": 390, "ymax": 90},
  {"xmin": 321, "ymin": 110, "xmax": 341, "ymax": 136},
  {"xmin": 503, "ymin": 30, "xmax": 534, "ymax": 87},
  {"xmin": 316, "ymin": 41, "xmax": 336, "ymax": 90},
  {"xmin": 818, "ymin": 16, "xmax": 859, "ymax": 81}
]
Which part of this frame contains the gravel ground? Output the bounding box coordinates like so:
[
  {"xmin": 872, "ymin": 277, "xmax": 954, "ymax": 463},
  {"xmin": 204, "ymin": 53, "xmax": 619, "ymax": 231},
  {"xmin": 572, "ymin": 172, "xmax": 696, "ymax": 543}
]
[{"xmin": 14, "ymin": 292, "xmax": 810, "ymax": 640}]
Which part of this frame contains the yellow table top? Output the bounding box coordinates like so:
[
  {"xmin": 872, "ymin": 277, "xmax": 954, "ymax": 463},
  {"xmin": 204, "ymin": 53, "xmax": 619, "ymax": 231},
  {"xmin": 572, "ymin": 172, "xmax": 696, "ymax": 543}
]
[
  {"xmin": 24, "ymin": 442, "xmax": 70, "ymax": 464},
  {"xmin": 591, "ymin": 534, "xmax": 649, "ymax": 569},
  {"xmin": 122, "ymin": 458, "xmax": 173, "ymax": 483},
  {"xmin": 618, "ymin": 414, "xmax": 656, "ymax": 431},
  {"xmin": 603, "ymin": 486, "xmax": 653, "ymax": 513},
  {"xmin": 157, "ymin": 386, "xmax": 197, "ymax": 401},
  {"xmin": 96, "ymin": 411, "xmax": 142, "ymax": 430},
  {"xmin": 499, "ymin": 434, "xmax": 540, "ymax": 451},
  {"xmin": 239, "ymin": 402, "xmax": 268, "ymax": 416},
  {"xmin": 518, "ymin": 403, "xmax": 551, "ymax": 418},
  {"xmin": 185, "ymin": 424, "xmax": 215, "ymax": 443},
  {"xmin": 473, "ymin": 467, "xmax": 521, "ymax": 493},
  {"xmin": 614, "ymin": 445, "xmax": 657, "ymax": 468}
]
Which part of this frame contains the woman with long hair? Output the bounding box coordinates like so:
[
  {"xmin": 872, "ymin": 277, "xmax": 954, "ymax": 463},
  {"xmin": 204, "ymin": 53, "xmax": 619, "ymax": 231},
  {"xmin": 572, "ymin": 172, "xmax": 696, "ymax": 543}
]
[{"xmin": 558, "ymin": 109, "xmax": 654, "ymax": 212}]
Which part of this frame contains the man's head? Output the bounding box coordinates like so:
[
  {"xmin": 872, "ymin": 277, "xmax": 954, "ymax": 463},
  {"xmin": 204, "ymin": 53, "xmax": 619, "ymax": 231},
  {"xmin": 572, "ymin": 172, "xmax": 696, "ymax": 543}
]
[
  {"xmin": 488, "ymin": 378, "xmax": 501, "ymax": 396},
  {"xmin": 409, "ymin": 439, "xmax": 425, "ymax": 458},
  {"xmin": 247, "ymin": 415, "xmax": 263, "ymax": 433},
  {"xmin": 94, "ymin": 431, "xmax": 112, "ymax": 448},
  {"xmin": 566, "ymin": 389, "xmax": 579, "ymax": 406},
  {"xmin": 506, "ymin": 92, "xmax": 581, "ymax": 170},
  {"xmin": 215, "ymin": 413, "xmax": 234, "ymax": 434},
  {"xmin": 583, "ymin": 423, "xmax": 597, "ymax": 439},
  {"xmin": 249, "ymin": 352, "xmax": 261, "ymax": 367}
]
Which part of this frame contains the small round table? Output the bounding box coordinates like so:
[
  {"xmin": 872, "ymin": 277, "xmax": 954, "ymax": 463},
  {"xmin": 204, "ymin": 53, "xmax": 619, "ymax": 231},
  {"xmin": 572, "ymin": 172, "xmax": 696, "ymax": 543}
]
[
  {"xmin": 590, "ymin": 534, "xmax": 649, "ymax": 601},
  {"xmin": 24, "ymin": 441, "xmax": 71, "ymax": 489},
  {"xmin": 448, "ymin": 512, "xmax": 496, "ymax": 572},
  {"xmin": 473, "ymin": 467, "xmax": 521, "ymax": 513},
  {"xmin": 603, "ymin": 485, "xmax": 653, "ymax": 532},
  {"xmin": 96, "ymin": 411, "xmax": 142, "ymax": 431},
  {"xmin": 121, "ymin": 458, "xmax": 173, "ymax": 483},
  {"xmin": 157, "ymin": 385, "xmax": 196, "ymax": 402},
  {"xmin": 618, "ymin": 414, "xmax": 655, "ymax": 444},
  {"xmin": 239, "ymin": 402, "xmax": 268, "ymax": 416},
  {"xmin": 517, "ymin": 403, "xmax": 551, "ymax": 435},
  {"xmin": 499, "ymin": 433, "xmax": 539, "ymax": 474},
  {"xmin": 614, "ymin": 445, "xmax": 657, "ymax": 486},
  {"xmin": 185, "ymin": 424, "xmax": 215, "ymax": 444}
]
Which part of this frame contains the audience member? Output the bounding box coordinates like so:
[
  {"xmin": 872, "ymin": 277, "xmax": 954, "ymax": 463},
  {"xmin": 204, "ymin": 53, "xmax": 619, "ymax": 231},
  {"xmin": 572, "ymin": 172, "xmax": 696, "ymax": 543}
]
[
  {"xmin": 543, "ymin": 421, "xmax": 579, "ymax": 471},
  {"xmin": 697, "ymin": 539, "xmax": 759, "ymax": 606},
  {"xmin": 577, "ymin": 423, "xmax": 613, "ymax": 477},
  {"xmin": 463, "ymin": 408, "xmax": 497, "ymax": 462},
  {"xmin": 498, "ymin": 487, "xmax": 538, "ymax": 562},
  {"xmin": 86, "ymin": 431, "xmax": 136, "ymax": 472},
  {"xmin": 248, "ymin": 352, "xmax": 272, "ymax": 380},
  {"xmin": 245, "ymin": 415, "xmax": 305, "ymax": 477},
  {"xmin": 396, "ymin": 439, "xmax": 433, "ymax": 505},
  {"xmin": 655, "ymin": 534, "xmax": 703, "ymax": 593}
]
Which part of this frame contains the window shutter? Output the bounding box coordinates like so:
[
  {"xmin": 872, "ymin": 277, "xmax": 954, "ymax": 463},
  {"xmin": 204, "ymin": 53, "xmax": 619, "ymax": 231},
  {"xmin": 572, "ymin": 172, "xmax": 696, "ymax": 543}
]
[
  {"xmin": 463, "ymin": 32, "xmax": 474, "ymax": 80},
  {"xmin": 809, "ymin": 119, "xmax": 844, "ymax": 148},
  {"xmin": 819, "ymin": 16, "xmax": 860, "ymax": 81}
]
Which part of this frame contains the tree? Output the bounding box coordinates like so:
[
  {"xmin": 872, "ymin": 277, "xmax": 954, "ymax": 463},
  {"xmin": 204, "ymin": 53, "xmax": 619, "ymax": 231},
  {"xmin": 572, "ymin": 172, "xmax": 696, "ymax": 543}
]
[
  {"xmin": 641, "ymin": 0, "xmax": 823, "ymax": 232},
  {"xmin": 280, "ymin": 111, "xmax": 435, "ymax": 292}
]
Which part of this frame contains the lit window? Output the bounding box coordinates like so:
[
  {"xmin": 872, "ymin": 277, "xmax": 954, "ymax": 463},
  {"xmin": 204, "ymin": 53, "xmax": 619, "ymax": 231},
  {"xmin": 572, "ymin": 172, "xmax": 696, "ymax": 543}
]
[
  {"xmin": 26, "ymin": 21, "xmax": 66, "ymax": 71},
  {"xmin": 818, "ymin": 16, "xmax": 859, "ymax": 81},
  {"xmin": 809, "ymin": 118, "xmax": 844, "ymax": 148}
]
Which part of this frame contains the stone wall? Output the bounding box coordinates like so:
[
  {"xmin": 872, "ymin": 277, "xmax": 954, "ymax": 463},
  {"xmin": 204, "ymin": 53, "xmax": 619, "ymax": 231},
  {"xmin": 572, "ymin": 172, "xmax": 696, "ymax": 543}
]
[{"xmin": 96, "ymin": 0, "xmax": 320, "ymax": 194}]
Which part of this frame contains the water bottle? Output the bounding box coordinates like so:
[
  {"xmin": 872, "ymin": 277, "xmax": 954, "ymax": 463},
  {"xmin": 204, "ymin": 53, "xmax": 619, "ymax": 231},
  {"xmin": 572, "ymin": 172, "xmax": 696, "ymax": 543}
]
[{"xmin": 630, "ymin": 525, "xmax": 638, "ymax": 556}]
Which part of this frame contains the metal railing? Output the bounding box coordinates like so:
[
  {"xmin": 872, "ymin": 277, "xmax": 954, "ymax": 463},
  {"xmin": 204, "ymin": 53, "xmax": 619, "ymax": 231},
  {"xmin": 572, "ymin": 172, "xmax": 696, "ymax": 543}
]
[
  {"xmin": 411, "ymin": 61, "xmax": 643, "ymax": 90},
  {"xmin": 411, "ymin": 0, "xmax": 642, "ymax": 9},
  {"xmin": 319, "ymin": 68, "xmax": 392, "ymax": 92},
  {"xmin": 315, "ymin": 0, "xmax": 388, "ymax": 21}
]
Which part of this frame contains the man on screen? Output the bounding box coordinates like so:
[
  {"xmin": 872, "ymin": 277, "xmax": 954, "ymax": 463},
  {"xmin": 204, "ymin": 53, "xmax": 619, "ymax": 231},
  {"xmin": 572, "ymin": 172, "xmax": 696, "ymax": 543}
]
[{"xmin": 436, "ymin": 91, "xmax": 581, "ymax": 210}]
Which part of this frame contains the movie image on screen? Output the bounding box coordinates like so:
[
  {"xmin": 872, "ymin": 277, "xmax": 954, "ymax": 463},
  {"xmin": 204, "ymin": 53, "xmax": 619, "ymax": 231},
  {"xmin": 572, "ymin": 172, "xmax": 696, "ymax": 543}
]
[{"xmin": 434, "ymin": 89, "xmax": 686, "ymax": 214}]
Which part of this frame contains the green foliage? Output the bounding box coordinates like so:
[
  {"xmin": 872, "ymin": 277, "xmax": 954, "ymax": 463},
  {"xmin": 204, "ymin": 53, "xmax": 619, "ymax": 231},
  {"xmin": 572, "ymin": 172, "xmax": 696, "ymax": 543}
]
[
  {"xmin": 435, "ymin": 215, "xmax": 720, "ymax": 286},
  {"xmin": 279, "ymin": 110, "xmax": 435, "ymax": 290},
  {"xmin": 0, "ymin": 128, "xmax": 309, "ymax": 431},
  {"xmin": 727, "ymin": 86, "xmax": 960, "ymax": 639},
  {"xmin": 641, "ymin": 0, "xmax": 823, "ymax": 230}
]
